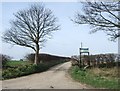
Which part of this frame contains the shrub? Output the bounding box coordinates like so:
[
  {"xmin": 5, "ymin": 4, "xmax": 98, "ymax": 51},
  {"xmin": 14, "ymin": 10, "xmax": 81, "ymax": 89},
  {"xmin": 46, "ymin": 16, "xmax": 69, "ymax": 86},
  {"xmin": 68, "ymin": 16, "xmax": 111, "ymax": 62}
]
[
  {"xmin": 0, "ymin": 54, "xmax": 12, "ymax": 69},
  {"xmin": 19, "ymin": 59, "xmax": 23, "ymax": 61}
]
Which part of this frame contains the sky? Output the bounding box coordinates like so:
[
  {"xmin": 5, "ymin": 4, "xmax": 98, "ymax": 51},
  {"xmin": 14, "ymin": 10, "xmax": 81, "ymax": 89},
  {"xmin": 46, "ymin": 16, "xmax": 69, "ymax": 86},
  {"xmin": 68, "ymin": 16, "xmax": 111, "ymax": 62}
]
[{"xmin": 0, "ymin": 1, "xmax": 118, "ymax": 60}]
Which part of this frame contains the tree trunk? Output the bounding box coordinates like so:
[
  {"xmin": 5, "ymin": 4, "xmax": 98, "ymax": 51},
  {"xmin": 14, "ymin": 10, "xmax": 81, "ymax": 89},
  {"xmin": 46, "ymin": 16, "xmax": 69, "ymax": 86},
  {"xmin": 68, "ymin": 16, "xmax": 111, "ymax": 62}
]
[{"xmin": 34, "ymin": 44, "xmax": 39, "ymax": 65}]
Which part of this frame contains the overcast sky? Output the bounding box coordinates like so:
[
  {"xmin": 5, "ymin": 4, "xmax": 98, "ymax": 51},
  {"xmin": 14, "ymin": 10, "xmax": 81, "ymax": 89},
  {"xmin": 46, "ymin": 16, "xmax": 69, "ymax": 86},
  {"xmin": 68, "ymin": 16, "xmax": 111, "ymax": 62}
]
[{"xmin": 0, "ymin": 1, "xmax": 118, "ymax": 60}]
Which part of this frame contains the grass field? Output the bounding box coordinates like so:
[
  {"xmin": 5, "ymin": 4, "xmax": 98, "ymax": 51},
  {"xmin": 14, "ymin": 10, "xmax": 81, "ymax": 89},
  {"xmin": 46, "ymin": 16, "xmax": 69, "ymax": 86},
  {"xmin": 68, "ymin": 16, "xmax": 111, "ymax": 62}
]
[
  {"xmin": 6, "ymin": 60, "xmax": 31, "ymax": 67},
  {"xmin": 69, "ymin": 66, "xmax": 119, "ymax": 89}
]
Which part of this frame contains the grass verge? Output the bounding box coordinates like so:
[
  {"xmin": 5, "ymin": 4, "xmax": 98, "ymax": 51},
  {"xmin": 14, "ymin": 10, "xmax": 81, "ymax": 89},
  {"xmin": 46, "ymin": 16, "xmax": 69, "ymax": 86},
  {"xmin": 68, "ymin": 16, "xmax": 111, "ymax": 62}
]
[{"xmin": 69, "ymin": 66, "xmax": 119, "ymax": 89}]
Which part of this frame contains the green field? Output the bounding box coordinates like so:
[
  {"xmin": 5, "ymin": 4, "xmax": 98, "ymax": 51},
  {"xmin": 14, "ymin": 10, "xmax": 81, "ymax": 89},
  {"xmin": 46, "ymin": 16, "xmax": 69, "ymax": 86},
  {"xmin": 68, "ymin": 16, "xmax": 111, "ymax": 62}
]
[
  {"xmin": 69, "ymin": 66, "xmax": 119, "ymax": 89},
  {"xmin": 6, "ymin": 60, "xmax": 31, "ymax": 67}
]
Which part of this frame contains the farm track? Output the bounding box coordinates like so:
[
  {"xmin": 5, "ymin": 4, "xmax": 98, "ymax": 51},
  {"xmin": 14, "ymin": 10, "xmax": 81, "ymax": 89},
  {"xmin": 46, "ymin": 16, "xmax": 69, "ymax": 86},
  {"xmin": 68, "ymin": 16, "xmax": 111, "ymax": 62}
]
[{"xmin": 2, "ymin": 62, "xmax": 91, "ymax": 89}]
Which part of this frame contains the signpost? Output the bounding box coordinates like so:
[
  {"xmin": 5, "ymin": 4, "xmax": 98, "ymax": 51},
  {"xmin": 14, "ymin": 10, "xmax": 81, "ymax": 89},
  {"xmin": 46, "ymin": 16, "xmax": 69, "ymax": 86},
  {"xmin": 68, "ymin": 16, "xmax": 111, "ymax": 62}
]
[
  {"xmin": 79, "ymin": 47, "xmax": 90, "ymax": 68},
  {"xmin": 80, "ymin": 48, "xmax": 89, "ymax": 53}
]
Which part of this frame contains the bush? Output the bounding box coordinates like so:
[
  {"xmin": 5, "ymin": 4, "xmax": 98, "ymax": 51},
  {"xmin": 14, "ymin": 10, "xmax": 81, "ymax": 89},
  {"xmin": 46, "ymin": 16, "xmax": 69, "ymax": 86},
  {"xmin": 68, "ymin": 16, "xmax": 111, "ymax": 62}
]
[
  {"xmin": 19, "ymin": 59, "xmax": 23, "ymax": 61},
  {"xmin": 0, "ymin": 54, "xmax": 12, "ymax": 69},
  {"xmin": 2, "ymin": 64, "xmax": 34, "ymax": 79}
]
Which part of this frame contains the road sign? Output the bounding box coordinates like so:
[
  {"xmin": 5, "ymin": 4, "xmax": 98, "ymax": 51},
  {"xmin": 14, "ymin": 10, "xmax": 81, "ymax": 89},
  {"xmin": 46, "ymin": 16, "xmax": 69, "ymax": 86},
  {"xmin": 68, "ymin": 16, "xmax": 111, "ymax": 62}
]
[{"xmin": 80, "ymin": 48, "xmax": 89, "ymax": 53}]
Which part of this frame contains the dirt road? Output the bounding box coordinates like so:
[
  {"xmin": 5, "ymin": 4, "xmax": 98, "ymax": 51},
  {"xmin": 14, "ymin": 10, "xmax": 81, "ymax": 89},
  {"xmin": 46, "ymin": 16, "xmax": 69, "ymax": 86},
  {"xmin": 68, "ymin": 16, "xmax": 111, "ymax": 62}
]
[{"xmin": 2, "ymin": 62, "xmax": 90, "ymax": 89}]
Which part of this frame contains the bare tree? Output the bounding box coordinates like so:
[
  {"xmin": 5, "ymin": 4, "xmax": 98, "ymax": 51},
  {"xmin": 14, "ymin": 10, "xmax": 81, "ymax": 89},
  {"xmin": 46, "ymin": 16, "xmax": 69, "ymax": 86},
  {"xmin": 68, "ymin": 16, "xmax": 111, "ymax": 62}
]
[
  {"xmin": 73, "ymin": 1, "xmax": 120, "ymax": 40},
  {"xmin": 2, "ymin": 4, "xmax": 59, "ymax": 65}
]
